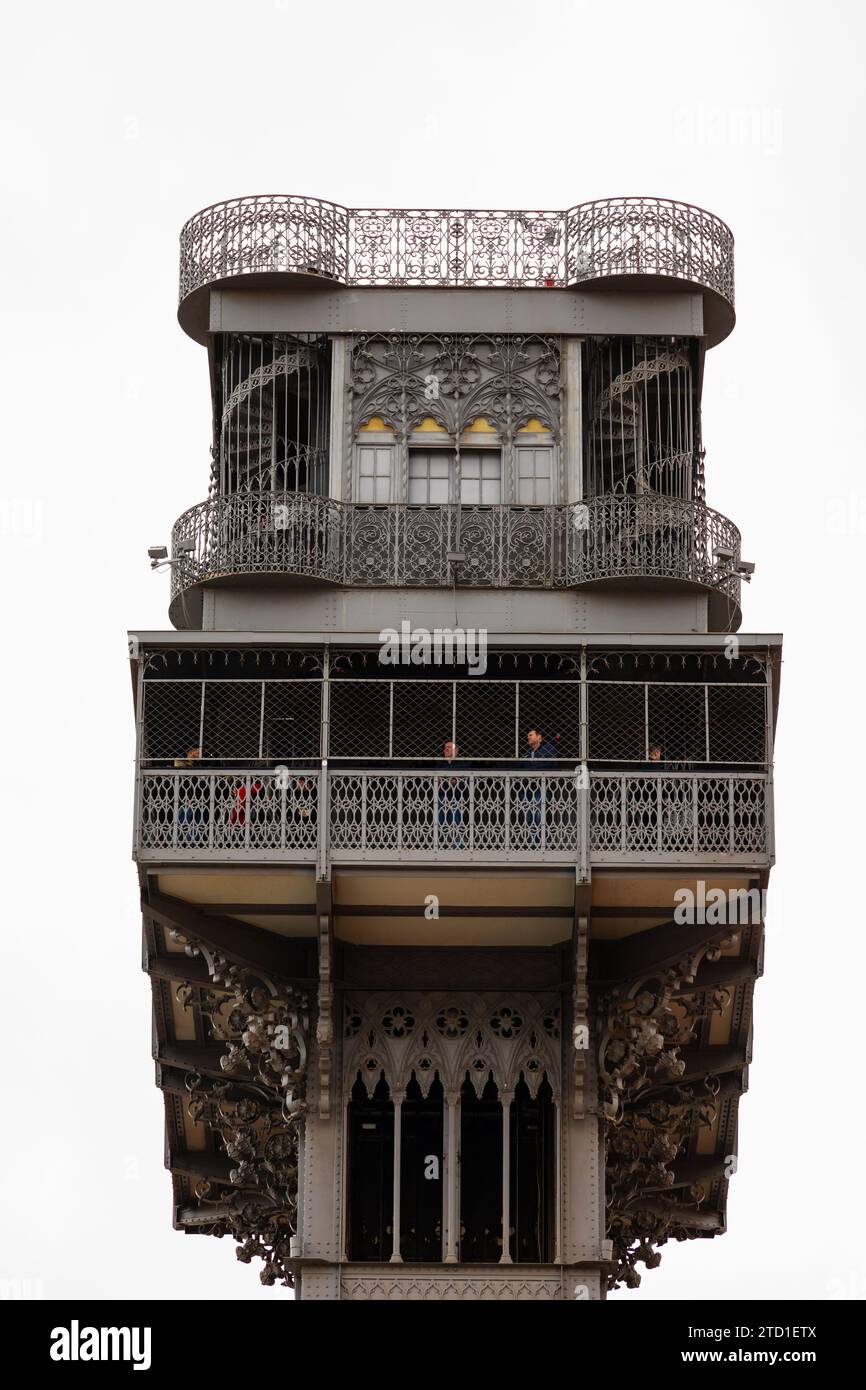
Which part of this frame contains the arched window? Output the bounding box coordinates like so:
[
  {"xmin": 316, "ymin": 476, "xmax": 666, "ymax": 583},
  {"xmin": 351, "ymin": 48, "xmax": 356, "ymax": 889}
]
[
  {"xmin": 356, "ymin": 417, "xmax": 396, "ymax": 503},
  {"xmin": 343, "ymin": 995, "xmax": 562, "ymax": 1266},
  {"xmin": 515, "ymin": 418, "xmax": 555, "ymax": 504}
]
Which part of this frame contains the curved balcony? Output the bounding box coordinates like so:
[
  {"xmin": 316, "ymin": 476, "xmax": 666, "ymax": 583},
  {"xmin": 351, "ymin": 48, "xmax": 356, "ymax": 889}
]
[
  {"xmin": 178, "ymin": 195, "xmax": 735, "ymax": 345},
  {"xmin": 168, "ymin": 492, "xmax": 741, "ymax": 630}
]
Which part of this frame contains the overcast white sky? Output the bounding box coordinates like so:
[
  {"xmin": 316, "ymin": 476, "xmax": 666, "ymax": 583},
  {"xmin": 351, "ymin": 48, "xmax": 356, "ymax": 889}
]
[{"xmin": 1, "ymin": 0, "xmax": 863, "ymax": 1302}]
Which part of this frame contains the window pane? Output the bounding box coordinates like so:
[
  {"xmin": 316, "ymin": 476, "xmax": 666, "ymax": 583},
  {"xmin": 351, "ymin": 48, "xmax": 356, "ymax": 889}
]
[
  {"xmin": 461, "ymin": 451, "xmax": 500, "ymax": 505},
  {"xmin": 358, "ymin": 446, "xmax": 392, "ymax": 502},
  {"xmin": 481, "ymin": 474, "xmax": 501, "ymax": 504},
  {"xmin": 516, "ymin": 449, "xmax": 552, "ymax": 504},
  {"xmin": 409, "ymin": 451, "xmax": 456, "ymax": 503}
]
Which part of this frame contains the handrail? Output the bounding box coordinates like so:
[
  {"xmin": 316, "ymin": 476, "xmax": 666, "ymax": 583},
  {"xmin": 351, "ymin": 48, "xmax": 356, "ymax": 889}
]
[
  {"xmin": 179, "ymin": 195, "xmax": 734, "ymax": 305},
  {"xmin": 169, "ymin": 492, "xmax": 741, "ymax": 605},
  {"xmin": 134, "ymin": 768, "xmax": 769, "ymax": 866}
]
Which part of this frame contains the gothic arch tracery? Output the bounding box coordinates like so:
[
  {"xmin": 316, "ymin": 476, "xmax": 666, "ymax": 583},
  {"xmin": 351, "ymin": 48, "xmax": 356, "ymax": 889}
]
[{"xmin": 343, "ymin": 992, "xmax": 562, "ymax": 1100}]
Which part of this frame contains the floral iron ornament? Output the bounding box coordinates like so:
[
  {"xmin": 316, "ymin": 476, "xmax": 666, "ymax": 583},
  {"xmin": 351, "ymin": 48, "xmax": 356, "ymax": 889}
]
[
  {"xmin": 172, "ymin": 929, "xmax": 309, "ymax": 1287},
  {"xmin": 597, "ymin": 935, "xmax": 735, "ymax": 1289}
]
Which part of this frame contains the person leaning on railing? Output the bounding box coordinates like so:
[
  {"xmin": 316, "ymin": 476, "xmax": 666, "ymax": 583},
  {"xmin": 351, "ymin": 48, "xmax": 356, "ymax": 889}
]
[
  {"xmin": 173, "ymin": 745, "xmax": 206, "ymax": 845},
  {"xmin": 519, "ymin": 727, "xmax": 558, "ymax": 841},
  {"xmin": 437, "ymin": 740, "xmax": 469, "ymax": 848}
]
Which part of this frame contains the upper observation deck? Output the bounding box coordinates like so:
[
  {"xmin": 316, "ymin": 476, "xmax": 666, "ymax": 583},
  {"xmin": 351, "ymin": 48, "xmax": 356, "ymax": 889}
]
[{"xmin": 178, "ymin": 195, "xmax": 735, "ymax": 346}]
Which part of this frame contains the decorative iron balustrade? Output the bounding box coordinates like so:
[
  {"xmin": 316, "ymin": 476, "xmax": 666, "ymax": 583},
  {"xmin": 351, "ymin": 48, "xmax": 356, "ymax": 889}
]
[
  {"xmin": 589, "ymin": 773, "xmax": 768, "ymax": 863},
  {"xmin": 139, "ymin": 673, "xmax": 768, "ymax": 767},
  {"xmin": 169, "ymin": 493, "xmax": 741, "ymax": 604},
  {"xmin": 136, "ymin": 770, "xmax": 319, "ymax": 860},
  {"xmin": 134, "ymin": 769, "xmax": 770, "ymax": 866},
  {"xmin": 179, "ymin": 196, "xmax": 734, "ymax": 305},
  {"xmin": 329, "ymin": 771, "xmax": 579, "ymax": 863}
]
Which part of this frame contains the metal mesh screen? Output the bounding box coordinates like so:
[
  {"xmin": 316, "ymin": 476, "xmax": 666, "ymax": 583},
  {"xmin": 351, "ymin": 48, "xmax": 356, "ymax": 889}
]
[
  {"xmin": 587, "ymin": 682, "xmax": 767, "ymax": 764},
  {"xmin": 587, "ymin": 684, "xmax": 644, "ymax": 761},
  {"xmin": 454, "ymin": 683, "xmax": 516, "ymax": 759},
  {"xmin": 140, "ymin": 674, "xmax": 767, "ymax": 766},
  {"xmin": 708, "ymin": 686, "xmax": 766, "ymax": 763},
  {"xmin": 329, "ymin": 681, "xmax": 391, "ymax": 759},
  {"xmin": 141, "ymin": 682, "xmax": 202, "ymax": 761},
  {"xmin": 647, "ymin": 685, "xmax": 705, "ymax": 763},
  {"xmin": 518, "ymin": 681, "xmax": 581, "ymax": 761},
  {"xmin": 392, "ymin": 683, "xmax": 454, "ymax": 758},
  {"xmin": 263, "ymin": 682, "xmax": 322, "ymax": 762}
]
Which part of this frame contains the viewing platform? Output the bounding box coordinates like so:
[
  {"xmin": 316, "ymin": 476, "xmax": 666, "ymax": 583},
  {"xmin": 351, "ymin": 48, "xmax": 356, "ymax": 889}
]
[
  {"xmin": 168, "ymin": 492, "xmax": 742, "ymax": 630},
  {"xmin": 178, "ymin": 194, "xmax": 735, "ymax": 345}
]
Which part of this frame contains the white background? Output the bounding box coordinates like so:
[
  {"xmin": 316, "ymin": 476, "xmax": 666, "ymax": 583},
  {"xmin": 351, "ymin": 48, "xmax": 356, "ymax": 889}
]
[{"xmin": 1, "ymin": 0, "xmax": 863, "ymax": 1302}]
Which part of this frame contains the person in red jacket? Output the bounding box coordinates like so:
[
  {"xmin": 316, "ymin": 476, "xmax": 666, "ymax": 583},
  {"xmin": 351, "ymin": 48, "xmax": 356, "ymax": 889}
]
[{"xmin": 229, "ymin": 777, "xmax": 264, "ymax": 826}]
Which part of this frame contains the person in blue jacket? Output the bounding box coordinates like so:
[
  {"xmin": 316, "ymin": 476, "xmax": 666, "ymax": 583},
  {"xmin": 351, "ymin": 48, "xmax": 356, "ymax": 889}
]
[
  {"xmin": 519, "ymin": 727, "xmax": 557, "ymax": 842},
  {"xmin": 521, "ymin": 727, "xmax": 558, "ymax": 766}
]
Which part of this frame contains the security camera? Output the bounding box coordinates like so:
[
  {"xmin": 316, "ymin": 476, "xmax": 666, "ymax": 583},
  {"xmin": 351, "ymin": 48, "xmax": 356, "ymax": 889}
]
[{"xmin": 148, "ymin": 545, "xmax": 168, "ymax": 561}]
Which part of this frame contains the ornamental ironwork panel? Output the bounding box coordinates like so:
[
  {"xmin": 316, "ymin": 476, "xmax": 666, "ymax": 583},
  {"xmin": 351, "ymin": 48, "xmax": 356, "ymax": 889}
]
[
  {"xmin": 589, "ymin": 773, "xmax": 768, "ymax": 860},
  {"xmin": 136, "ymin": 770, "xmax": 319, "ymax": 859},
  {"xmin": 350, "ymin": 333, "xmax": 562, "ymax": 442},
  {"xmin": 343, "ymin": 992, "xmax": 561, "ymax": 1099},
  {"xmin": 339, "ymin": 1273, "xmax": 567, "ymax": 1301},
  {"xmin": 134, "ymin": 768, "xmax": 768, "ymax": 864},
  {"xmin": 179, "ymin": 194, "xmax": 348, "ymax": 296},
  {"xmin": 169, "ymin": 494, "xmax": 741, "ymax": 602},
  {"xmin": 328, "ymin": 771, "xmax": 581, "ymax": 862},
  {"xmin": 565, "ymin": 197, "xmax": 734, "ymax": 302},
  {"xmin": 179, "ymin": 197, "xmax": 734, "ymax": 304}
]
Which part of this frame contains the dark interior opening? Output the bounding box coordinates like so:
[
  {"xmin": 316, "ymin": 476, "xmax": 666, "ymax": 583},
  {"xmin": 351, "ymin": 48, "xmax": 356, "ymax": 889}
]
[
  {"xmin": 459, "ymin": 1075, "xmax": 503, "ymax": 1262},
  {"xmin": 510, "ymin": 1076, "xmax": 555, "ymax": 1263},
  {"xmin": 399, "ymin": 1075, "xmax": 444, "ymax": 1262},
  {"xmin": 346, "ymin": 1073, "xmax": 393, "ymax": 1261}
]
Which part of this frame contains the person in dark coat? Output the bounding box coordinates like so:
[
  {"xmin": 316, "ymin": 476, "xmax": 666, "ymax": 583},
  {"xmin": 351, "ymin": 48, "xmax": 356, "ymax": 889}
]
[
  {"xmin": 437, "ymin": 740, "xmax": 468, "ymax": 848},
  {"xmin": 519, "ymin": 727, "xmax": 557, "ymax": 842},
  {"xmin": 521, "ymin": 727, "xmax": 558, "ymax": 767}
]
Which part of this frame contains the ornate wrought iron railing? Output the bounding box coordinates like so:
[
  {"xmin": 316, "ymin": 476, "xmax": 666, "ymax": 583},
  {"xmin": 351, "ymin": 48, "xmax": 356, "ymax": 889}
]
[
  {"xmin": 589, "ymin": 772, "xmax": 768, "ymax": 863},
  {"xmin": 169, "ymin": 493, "xmax": 741, "ymax": 603},
  {"xmin": 179, "ymin": 196, "xmax": 734, "ymax": 305},
  {"xmin": 136, "ymin": 770, "xmax": 319, "ymax": 861},
  {"xmin": 329, "ymin": 771, "xmax": 579, "ymax": 864},
  {"xmin": 134, "ymin": 769, "xmax": 770, "ymax": 866}
]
